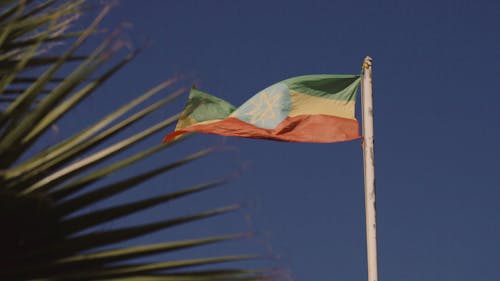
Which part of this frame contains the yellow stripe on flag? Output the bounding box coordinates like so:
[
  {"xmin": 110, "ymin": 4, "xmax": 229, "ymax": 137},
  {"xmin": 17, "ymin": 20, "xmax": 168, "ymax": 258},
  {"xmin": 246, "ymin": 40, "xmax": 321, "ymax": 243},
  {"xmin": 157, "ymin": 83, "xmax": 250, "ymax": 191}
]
[{"xmin": 289, "ymin": 90, "xmax": 355, "ymax": 119}]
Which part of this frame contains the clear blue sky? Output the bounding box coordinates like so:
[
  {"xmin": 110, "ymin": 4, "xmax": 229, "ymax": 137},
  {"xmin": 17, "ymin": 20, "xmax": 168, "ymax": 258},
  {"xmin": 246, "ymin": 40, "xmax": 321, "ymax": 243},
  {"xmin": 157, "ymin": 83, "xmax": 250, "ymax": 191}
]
[{"xmin": 82, "ymin": 1, "xmax": 500, "ymax": 280}]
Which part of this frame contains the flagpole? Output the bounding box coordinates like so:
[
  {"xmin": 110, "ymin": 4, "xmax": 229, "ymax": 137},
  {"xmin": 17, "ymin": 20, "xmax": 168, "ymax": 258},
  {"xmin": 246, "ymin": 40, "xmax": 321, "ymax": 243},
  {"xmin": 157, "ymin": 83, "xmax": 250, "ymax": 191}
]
[{"xmin": 361, "ymin": 56, "xmax": 378, "ymax": 281}]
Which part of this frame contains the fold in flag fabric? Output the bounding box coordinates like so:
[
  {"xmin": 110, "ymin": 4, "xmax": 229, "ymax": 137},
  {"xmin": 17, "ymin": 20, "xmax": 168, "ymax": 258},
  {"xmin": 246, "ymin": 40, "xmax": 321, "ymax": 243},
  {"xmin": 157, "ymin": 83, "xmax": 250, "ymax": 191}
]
[{"xmin": 164, "ymin": 75, "xmax": 362, "ymax": 143}]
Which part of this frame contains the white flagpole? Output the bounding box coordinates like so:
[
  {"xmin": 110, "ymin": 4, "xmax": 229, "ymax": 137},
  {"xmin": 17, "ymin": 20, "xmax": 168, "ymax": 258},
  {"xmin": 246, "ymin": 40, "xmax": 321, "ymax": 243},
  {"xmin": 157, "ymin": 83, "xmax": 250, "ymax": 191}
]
[{"xmin": 361, "ymin": 56, "xmax": 378, "ymax": 281}]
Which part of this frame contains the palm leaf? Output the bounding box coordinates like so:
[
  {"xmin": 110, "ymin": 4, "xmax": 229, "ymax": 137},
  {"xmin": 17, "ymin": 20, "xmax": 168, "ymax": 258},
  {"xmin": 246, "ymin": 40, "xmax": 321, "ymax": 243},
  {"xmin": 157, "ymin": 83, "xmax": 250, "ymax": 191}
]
[{"xmin": 0, "ymin": 1, "xmax": 276, "ymax": 280}]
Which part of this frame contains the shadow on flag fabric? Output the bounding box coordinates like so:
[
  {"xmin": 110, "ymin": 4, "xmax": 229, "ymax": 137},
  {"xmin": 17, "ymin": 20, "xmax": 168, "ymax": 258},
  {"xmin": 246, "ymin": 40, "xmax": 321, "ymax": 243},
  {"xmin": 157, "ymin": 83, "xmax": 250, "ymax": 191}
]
[{"xmin": 164, "ymin": 75, "xmax": 362, "ymax": 143}]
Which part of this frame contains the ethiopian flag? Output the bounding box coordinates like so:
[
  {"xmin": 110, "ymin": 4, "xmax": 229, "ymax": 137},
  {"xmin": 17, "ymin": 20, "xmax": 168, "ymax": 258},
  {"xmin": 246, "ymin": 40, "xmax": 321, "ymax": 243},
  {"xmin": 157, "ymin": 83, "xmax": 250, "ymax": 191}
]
[{"xmin": 164, "ymin": 75, "xmax": 361, "ymax": 143}]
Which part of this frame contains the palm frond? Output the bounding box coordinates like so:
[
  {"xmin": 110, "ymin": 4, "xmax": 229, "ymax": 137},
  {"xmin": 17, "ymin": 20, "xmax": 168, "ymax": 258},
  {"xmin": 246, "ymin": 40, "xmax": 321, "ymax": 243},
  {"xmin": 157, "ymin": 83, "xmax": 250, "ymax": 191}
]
[{"xmin": 0, "ymin": 1, "xmax": 277, "ymax": 280}]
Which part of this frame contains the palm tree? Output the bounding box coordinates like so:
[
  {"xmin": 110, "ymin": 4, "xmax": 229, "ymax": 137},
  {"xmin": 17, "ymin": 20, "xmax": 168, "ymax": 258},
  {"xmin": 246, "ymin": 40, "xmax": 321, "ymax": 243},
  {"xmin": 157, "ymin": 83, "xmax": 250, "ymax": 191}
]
[{"xmin": 0, "ymin": 1, "xmax": 277, "ymax": 280}]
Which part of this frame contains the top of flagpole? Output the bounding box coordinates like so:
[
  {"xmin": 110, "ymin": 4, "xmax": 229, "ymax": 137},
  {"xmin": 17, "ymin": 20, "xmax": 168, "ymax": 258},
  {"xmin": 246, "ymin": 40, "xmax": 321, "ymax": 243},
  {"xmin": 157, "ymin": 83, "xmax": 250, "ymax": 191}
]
[{"xmin": 363, "ymin": 56, "xmax": 373, "ymax": 71}]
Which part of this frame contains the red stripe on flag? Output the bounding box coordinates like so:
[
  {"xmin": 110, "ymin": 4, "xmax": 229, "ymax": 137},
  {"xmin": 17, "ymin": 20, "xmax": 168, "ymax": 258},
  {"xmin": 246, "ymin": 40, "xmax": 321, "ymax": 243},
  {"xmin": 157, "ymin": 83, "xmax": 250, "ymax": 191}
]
[{"xmin": 164, "ymin": 114, "xmax": 360, "ymax": 143}]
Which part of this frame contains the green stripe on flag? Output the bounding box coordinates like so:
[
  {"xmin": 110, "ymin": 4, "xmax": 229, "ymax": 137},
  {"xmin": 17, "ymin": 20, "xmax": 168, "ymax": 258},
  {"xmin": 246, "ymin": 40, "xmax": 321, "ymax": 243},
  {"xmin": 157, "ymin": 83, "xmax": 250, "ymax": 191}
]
[
  {"xmin": 181, "ymin": 89, "xmax": 236, "ymax": 122},
  {"xmin": 283, "ymin": 75, "xmax": 361, "ymax": 101}
]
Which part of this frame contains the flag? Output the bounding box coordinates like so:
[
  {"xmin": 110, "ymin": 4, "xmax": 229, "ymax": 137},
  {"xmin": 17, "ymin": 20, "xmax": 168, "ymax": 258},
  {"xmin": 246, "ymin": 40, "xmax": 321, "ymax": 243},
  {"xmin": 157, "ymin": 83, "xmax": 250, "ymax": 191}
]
[{"xmin": 164, "ymin": 75, "xmax": 361, "ymax": 143}]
